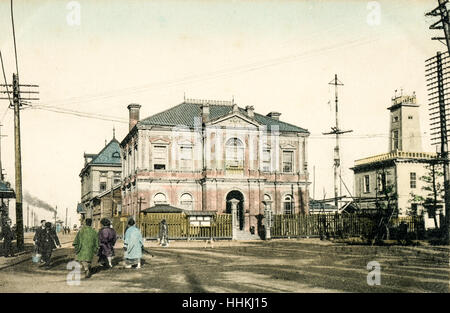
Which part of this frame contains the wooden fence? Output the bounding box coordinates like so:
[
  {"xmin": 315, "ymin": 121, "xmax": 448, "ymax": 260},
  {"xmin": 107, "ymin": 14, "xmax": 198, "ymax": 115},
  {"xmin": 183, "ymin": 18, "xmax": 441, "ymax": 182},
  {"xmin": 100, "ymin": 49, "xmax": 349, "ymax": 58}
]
[
  {"xmin": 271, "ymin": 213, "xmax": 424, "ymax": 239},
  {"xmin": 113, "ymin": 213, "xmax": 232, "ymax": 240}
]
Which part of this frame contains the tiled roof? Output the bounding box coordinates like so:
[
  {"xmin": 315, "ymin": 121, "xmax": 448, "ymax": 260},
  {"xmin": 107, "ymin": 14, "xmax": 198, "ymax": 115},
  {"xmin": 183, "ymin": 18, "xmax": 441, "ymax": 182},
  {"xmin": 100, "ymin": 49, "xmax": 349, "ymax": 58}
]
[
  {"xmin": 139, "ymin": 102, "xmax": 308, "ymax": 133},
  {"xmin": 90, "ymin": 138, "xmax": 121, "ymax": 165}
]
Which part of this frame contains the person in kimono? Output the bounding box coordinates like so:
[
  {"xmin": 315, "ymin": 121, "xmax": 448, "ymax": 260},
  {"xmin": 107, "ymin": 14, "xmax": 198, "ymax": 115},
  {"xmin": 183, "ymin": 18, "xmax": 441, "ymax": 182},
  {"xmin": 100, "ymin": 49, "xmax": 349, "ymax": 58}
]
[
  {"xmin": 124, "ymin": 218, "xmax": 143, "ymax": 269},
  {"xmin": 73, "ymin": 218, "xmax": 99, "ymax": 278},
  {"xmin": 158, "ymin": 219, "xmax": 169, "ymax": 247},
  {"xmin": 98, "ymin": 218, "xmax": 117, "ymax": 268}
]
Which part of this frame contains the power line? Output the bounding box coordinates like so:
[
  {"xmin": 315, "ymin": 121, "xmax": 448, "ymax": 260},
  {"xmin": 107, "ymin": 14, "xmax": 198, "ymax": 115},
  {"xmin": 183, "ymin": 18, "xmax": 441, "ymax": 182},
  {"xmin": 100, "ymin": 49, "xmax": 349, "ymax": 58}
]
[
  {"xmin": 10, "ymin": 0, "xmax": 19, "ymax": 78},
  {"xmin": 39, "ymin": 34, "xmax": 382, "ymax": 111}
]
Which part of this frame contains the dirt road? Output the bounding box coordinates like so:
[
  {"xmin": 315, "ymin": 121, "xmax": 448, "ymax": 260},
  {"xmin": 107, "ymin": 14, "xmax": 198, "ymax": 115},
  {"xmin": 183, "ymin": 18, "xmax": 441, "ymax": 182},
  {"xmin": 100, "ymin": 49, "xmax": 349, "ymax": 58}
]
[{"xmin": 0, "ymin": 236, "xmax": 448, "ymax": 293}]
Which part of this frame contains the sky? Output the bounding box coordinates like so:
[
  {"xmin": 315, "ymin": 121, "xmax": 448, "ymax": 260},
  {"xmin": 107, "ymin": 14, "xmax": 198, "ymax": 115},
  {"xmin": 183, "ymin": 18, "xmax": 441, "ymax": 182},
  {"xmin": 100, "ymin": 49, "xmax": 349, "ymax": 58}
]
[{"xmin": 0, "ymin": 0, "xmax": 444, "ymax": 225}]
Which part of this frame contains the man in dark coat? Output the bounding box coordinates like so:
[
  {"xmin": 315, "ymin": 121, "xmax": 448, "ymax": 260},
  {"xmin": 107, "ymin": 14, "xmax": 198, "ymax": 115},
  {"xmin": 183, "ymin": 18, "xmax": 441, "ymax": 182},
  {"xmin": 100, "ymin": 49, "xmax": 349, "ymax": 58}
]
[
  {"xmin": 98, "ymin": 218, "xmax": 117, "ymax": 268},
  {"xmin": 1, "ymin": 219, "xmax": 15, "ymax": 257},
  {"xmin": 35, "ymin": 222, "xmax": 61, "ymax": 267}
]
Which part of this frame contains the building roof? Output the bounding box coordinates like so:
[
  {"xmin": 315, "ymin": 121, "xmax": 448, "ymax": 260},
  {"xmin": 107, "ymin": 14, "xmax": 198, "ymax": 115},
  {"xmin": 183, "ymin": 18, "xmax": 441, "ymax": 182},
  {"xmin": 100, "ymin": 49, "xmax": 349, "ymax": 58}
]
[
  {"xmin": 0, "ymin": 180, "xmax": 15, "ymax": 198},
  {"xmin": 89, "ymin": 138, "xmax": 121, "ymax": 165},
  {"xmin": 352, "ymin": 150, "xmax": 438, "ymax": 171},
  {"xmin": 139, "ymin": 101, "xmax": 309, "ymax": 133},
  {"xmin": 142, "ymin": 204, "xmax": 185, "ymax": 213},
  {"xmin": 80, "ymin": 138, "xmax": 121, "ymax": 176}
]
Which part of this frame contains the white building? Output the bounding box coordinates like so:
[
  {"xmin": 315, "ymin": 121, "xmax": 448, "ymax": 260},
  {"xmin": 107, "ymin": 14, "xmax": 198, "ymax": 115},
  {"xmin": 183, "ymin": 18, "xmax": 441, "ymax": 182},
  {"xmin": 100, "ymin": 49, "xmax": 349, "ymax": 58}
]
[{"xmin": 351, "ymin": 94, "xmax": 444, "ymax": 223}]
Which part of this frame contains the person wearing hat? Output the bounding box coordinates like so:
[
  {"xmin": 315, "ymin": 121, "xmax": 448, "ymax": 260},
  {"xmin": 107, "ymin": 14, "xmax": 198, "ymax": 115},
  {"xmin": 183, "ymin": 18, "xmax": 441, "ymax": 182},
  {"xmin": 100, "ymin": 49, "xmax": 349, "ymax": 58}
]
[
  {"xmin": 73, "ymin": 218, "xmax": 98, "ymax": 278},
  {"xmin": 123, "ymin": 218, "xmax": 143, "ymax": 269},
  {"xmin": 37, "ymin": 222, "xmax": 61, "ymax": 268},
  {"xmin": 98, "ymin": 218, "xmax": 117, "ymax": 268},
  {"xmin": 0, "ymin": 219, "xmax": 15, "ymax": 257}
]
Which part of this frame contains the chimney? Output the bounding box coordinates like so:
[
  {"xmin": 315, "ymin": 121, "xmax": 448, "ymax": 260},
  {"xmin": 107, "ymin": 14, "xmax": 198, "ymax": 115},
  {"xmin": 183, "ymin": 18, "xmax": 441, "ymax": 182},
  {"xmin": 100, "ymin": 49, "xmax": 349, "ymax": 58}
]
[
  {"xmin": 201, "ymin": 102, "xmax": 210, "ymax": 124},
  {"xmin": 127, "ymin": 103, "xmax": 141, "ymax": 131},
  {"xmin": 267, "ymin": 111, "xmax": 281, "ymax": 120},
  {"xmin": 245, "ymin": 105, "xmax": 254, "ymax": 118}
]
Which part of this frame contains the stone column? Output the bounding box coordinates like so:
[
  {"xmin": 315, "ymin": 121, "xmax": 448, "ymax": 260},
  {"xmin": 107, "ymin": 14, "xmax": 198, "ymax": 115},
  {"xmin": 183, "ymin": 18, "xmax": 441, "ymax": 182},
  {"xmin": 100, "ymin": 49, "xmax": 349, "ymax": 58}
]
[
  {"xmin": 228, "ymin": 198, "xmax": 239, "ymax": 240},
  {"xmin": 263, "ymin": 200, "xmax": 272, "ymax": 240}
]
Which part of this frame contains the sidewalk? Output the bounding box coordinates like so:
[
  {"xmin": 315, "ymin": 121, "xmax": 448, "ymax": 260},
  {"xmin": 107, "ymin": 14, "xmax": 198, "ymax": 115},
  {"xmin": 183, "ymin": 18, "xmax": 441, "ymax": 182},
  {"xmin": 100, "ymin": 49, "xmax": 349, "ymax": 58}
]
[{"xmin": 0, "ymin": 232, "xmax": 75, "ymax": 270}]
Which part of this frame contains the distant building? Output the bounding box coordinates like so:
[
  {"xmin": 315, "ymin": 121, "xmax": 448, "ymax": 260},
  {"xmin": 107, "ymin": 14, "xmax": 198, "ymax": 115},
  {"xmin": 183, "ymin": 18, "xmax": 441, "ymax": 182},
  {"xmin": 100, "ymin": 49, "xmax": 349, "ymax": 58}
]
[
  {"xmin": 351, "ymin": 94, "xmax": 444, "ymax": 221},
  {"xmin": 79, "ymin": 134, "xmax": 122, "ymax": 223},
  {"xmin": 91, "ymin": 184, "xmax": 121, "ymax": 229},
  {"xmin": 120, "ymin": 98, "xmax": 310, "ymax": 235}
]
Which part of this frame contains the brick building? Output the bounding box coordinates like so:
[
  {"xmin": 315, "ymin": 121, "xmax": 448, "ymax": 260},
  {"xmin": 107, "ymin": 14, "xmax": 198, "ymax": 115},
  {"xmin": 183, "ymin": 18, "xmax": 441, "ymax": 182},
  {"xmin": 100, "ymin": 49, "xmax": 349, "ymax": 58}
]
[{"xmin": 120, "ymin": 98, "xmax": 310, "ymax": 235}]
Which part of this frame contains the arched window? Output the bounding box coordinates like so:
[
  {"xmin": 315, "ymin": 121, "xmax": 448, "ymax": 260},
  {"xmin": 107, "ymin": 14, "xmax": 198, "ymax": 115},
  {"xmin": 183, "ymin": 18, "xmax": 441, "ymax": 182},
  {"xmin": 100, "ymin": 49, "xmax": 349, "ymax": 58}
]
[
  {"xmin": 225, "ymin": 138, "xmax": 244, "ymax": 169},
  {"xmin": 283, "ymin": 195, "xmax": 293, "ymax": 214},
  {"xmin": 180, "ymin": 193, "xmax": 193, "ymax": 210},
  {"xmin": 112, "ymin": 152, "xmax": 120, "ymax": 158},
  {"xmin": 154, "ymin": 193, "xmax": 167, "ymax": 205}
]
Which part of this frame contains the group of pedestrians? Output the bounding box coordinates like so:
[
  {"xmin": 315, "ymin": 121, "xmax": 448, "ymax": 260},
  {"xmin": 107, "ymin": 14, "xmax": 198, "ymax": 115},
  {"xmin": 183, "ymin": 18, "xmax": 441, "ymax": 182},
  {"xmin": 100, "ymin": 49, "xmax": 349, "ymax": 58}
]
[
  {"xmin": 33, "ymin": 220, "xmax": 61, "ymax": 267},
  {"xmin": 2, "ymin": 215, "xmax": 166, "ymax": 279},
  {"xmin": 73, "ymin": 217, "xmax": 143, "ymax": 279}
]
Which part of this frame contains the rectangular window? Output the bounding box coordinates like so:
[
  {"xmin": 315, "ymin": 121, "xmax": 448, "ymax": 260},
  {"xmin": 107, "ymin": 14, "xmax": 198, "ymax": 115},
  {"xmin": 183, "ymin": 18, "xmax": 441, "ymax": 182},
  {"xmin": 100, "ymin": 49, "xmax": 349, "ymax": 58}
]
[
  {"xmin": 363, "ymin": 175, "xmax": 370, "ymax": 193},
  {"xmin": 392, "ymin": 130, "xmax": 399, "ymax": 150},
  {"xmin": 153, "ymin": 145, "xmax": 167, "ymax": 170},
  {"xmin": 410, "ymin": 172, "xmax": 416, "ymax": 189},
  {"xmin": 377, "ymin": 172, "xmax": 386, "ymax": 192},
  {"xmin": 180, "ymin": 146, "xmax": 193, "ymax": 171},
  {"xmin": 113, "ymin": 179, "xmax": 121, "ymax": 185},
  {"xmin": 284, "ymin": 202, "xmax": 292, "ymax": 215},
  {"xmin": 262, "ymin": 149, "xmax": 271, "ymax": 172},
  {"xmin": 282, "ymin": 151, "xmax": 294, "ymax": 173},
  {"xmin": 100, "ymin": 182, "xmax": 107, "ymax": 192}
]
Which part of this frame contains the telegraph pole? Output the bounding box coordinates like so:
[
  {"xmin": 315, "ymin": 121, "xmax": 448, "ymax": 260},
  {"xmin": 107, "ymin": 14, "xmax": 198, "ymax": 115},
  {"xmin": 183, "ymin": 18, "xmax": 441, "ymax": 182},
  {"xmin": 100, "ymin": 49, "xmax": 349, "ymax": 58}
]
[
  {"xmin": 323, "ymin": 74, "xmax": 352, "ymax": 209},
  {"xmin": 0, "ymin": 74, "xmax": 39, "ymax": 250},
  {"xmin": 426, "ymin": 0, "xmax": 450, "ymax": 243},
  {"xmin": 13, "ymin": 73, "xmax": 24, "ymax": 249}
]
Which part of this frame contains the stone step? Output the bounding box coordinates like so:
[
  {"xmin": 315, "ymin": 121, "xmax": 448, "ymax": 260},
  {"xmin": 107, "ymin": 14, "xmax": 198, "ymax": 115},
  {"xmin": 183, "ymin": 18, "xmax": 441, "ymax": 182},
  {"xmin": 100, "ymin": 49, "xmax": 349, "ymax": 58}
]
[{"xmin": 235, "ymin": 230, "xmax": 261, "ymax": 240}]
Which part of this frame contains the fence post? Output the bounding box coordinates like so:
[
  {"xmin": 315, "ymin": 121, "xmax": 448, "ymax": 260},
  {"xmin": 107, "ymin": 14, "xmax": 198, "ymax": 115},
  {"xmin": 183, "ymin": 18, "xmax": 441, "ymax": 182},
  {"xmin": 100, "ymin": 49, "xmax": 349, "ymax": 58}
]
[
  {"xmin": 263, "ymin": 200, "xmax": 272, "ymax": 240},
  {"xmin": 228, "ymin": 199, "xmax": 239, "ymax": 240}
]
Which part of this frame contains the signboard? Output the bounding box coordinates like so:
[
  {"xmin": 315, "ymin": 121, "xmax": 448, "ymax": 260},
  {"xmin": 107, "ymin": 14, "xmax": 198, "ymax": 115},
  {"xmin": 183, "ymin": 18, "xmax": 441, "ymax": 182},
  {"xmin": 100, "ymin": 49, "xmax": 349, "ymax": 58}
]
[{"xmin": 189, "ymin": 216, "xmax": 211, "ymax": 227}]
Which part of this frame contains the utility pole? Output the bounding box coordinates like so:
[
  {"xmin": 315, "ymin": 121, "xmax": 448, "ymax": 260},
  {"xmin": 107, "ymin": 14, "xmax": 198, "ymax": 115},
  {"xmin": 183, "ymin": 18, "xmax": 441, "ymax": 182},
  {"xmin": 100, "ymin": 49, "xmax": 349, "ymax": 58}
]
[
  {"xmin": 0, "ymin": 124, "xmax": 7, "ymax": 182},
  {"xmin": 426, "ymin": 0, "xmax": 450, "ymax": 243},
  {"xmin": 0, "ymin": 74, "xmax": 39, "ymax": 250},
  {"xmin": 323, "ymin": 74, "xmax": 352, "ymax": 209}
]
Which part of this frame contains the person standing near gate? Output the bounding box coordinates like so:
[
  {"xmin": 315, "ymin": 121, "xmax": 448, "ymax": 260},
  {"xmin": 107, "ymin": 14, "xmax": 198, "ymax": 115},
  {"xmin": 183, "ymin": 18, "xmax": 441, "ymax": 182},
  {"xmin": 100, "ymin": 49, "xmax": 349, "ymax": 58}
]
[
  {"xmin": 73, "ymin": 218, "xmax": 99, "ymax": 278},
  {"xmin": 159, "ymin": 219, "xmax": 169, "ymax": 247},
  {"xmin": 98, "ymin": 218, "xmax": 117, "ymax": 268},
  {"xmin": 123, "ymin": 218, "xmax": 143, "ymax": 269},
  {"xmin": 1, "ymin": 219, "xmax": 15, "ymax": 257}
]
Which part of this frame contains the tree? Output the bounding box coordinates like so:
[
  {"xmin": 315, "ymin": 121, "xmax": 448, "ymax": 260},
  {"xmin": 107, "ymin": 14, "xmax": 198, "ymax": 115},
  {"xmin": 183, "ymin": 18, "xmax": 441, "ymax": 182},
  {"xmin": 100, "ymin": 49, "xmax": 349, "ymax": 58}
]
[
  {"xmin": 373, "ymin": 168, "xmax": 398, "ymax": 242},
  {"xmin": 409, "ymin": 161, "xmax": 444, "ymax": 228}
]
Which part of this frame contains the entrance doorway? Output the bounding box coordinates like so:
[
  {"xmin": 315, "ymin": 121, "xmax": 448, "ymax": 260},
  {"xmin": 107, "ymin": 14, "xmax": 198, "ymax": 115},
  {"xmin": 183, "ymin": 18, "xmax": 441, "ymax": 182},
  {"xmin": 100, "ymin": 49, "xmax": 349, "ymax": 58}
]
[{"xmin": 226, "ymin": 190, "xmax": 244, "ymax": 230}]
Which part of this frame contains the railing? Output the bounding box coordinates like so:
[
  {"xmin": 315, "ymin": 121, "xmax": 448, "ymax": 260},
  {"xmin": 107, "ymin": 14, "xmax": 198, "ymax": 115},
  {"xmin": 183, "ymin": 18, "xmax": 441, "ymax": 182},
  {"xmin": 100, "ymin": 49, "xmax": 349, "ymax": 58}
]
[
  {"xmin": 354, "ymin": 151, "xmax": 437, "ymax": 166},
  {"xmin": 139, "ymin": 213, "xmax": 232, "ymax": 240},
  {"xmin": 271, "ymin": 213, "xmax": 424, "ymax": 239}
]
